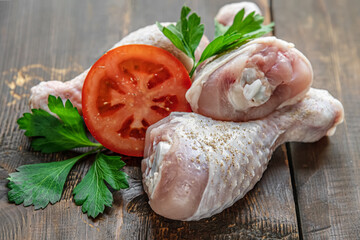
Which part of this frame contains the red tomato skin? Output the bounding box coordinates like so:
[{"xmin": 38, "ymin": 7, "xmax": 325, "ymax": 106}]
[{"xmin": 82, "ymin": 44, "xmax": 192, "ymax": 157}]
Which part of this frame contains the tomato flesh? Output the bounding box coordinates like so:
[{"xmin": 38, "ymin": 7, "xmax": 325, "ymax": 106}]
[{"xmin": 82, "ymin": 44, "xmax": 192, "ymax": 157}]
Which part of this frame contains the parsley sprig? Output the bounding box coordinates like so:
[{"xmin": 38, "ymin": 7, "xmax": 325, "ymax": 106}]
[
  {"xmin": 73, "ymin": 153, "xmax": 128, "ymax": 218},
  {"xmin": 157, "ymin": 6, "xmax": 274, "ymax": 77},
  {"xmin": 8, "ymin": 96, "xmax": 128, "ymax": 218},
  {"xmin": 157, "ymin": 6, "xmax": 204, "ymax": 77},
  {"xmin": 17, "ymin": 95, "xmax": 102, "ymax": 153},
  {"xmin": 8, "ymin": 151, "xmax": 94, "ymax": 209}
]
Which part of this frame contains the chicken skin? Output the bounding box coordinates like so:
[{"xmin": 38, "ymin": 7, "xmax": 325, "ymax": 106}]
[
  {"xmin": 215, "ymin": 2, "xmax": 262, "ymax": 26},
  {"xmin": 142, "ymin": 88, "xmax": 344, "ymax": 221}
]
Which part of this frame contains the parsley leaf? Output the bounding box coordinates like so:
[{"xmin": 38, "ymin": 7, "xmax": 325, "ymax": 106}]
[
  {"xmin": 199, "ymin": 9, "xmax": 273, "ymax": 66},
  {"xmin": 11, "ymin": 96, "xmax": 129, "ymax": 218},
  {"xmin": 73, "ymin": 153, "xmax": 128, "ymax": 218},
  {"xmin": 7, "ymin": 152, "xmax": 91, "ymax": 209},
  {"xmin": 17, "ymin": 95, "xmax": 101, "ymax": 153},
  {"xmin": 157, "ymin": 6, "xmax": 204, "ymax": 76},
  {"xmin": 157, "ymin": 6, "xmax": 274, "ymax": 77}
]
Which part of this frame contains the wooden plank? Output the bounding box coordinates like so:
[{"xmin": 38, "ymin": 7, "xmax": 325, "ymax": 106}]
[
  {"xmin": 273, "ymin": 0, "xmax": 360, "ymax": 238},
  {"xmin": 0, "ymin": 0, "xmax": 298, "ymax": 239}
]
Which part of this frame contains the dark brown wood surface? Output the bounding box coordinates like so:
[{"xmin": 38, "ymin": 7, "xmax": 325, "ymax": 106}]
[
  {"xmin": 0, "ymin": 0, "xmax": 357, "ymax": 239},
  {"xmin": 273, "ymin": 0, "xmax": 360, "ymax": 239}
]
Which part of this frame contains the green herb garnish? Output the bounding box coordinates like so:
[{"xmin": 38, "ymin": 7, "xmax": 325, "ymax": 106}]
[
  {"xmin": 8, "ymin": 152, "xmax": 92, "ymax": 209},
  {"xmin": 17, "ymin": 95, "xmax": 101, "ymax": 153},
  {"xmin": 156, "ymin": 6, "xmax": 204, "ymax": 77},
  {"xmin": 73, "ymin": 153, "xmax": 128, "ymax": 218},
  {"xmin": 8, "ymin": 96, "xmax": 128, "ymax": 218},
  {"xmin": 157, "ymin": 6, "xmax": 274, "ymax": 77}
]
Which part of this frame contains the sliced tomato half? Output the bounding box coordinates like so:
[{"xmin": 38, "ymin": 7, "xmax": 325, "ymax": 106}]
[{"xmin": 82, "ymin": 44, "xmax": 192, "ymax": 157}]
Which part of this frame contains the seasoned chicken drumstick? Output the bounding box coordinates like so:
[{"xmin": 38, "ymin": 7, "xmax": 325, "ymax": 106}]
[
  {"xmin": 142, "ymin": 88, "xmax": 344, "ymax": 221},
  {"xmin": 186, "ymin": 36, "xmax": 313, "ymax": 121},
  {"xmin": 29, "ymin": 23, "xmax": 209, "ymax": 114}
]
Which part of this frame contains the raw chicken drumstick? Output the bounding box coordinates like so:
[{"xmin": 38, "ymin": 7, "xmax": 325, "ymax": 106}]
[
  {"xmin": 187, "ymin": 2, "xmax": 312, "ymax": 121},
  {"xmin": 215, "ymin": 2, "xmax": 262, "ymax": 26},
  {"xmin": 142, "ymin": 88, "xmax": 344, "ymax": 221},
  {"xmin": 186, "ymin": 36, "xmax": 313, "ymax": 121},
  {"xmin": 29, "ymin": 23, "xmax": 209, "ymax": 114}
]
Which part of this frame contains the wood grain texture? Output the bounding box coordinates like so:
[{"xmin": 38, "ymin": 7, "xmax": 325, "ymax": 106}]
[
  {"xmin": 273, "ymin": 0, "xmax": 360, "ymax": 239},
  {"xmin": 0, "ymin": 0, "xmax": 298, "ymax": 239}
]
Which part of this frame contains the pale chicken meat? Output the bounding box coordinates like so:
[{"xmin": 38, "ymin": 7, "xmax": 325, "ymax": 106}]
[
  {"xmin": 186, "ymin": 36, "xmax": 313, "ymax": 121},
  {"xmin": 142, "ymin": 88, "xmax": 344, "ymax": 221},
  {"xmin": 215, "ymin": 2, "xmax": 262, "ymax": 26},
  {"xmin": 29, "ymin": 23, "xmax": 209, "ymax": 114}
]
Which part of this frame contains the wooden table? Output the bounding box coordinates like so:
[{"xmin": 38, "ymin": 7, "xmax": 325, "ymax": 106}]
[{"xmin": 0, "ymin": 0, "xmax": 359, "ymax": 239}]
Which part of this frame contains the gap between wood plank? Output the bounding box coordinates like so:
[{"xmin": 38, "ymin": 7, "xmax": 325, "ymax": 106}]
[{"xmin": 286, "ymin": 143, "xmax": 304, "ymax": 240}]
